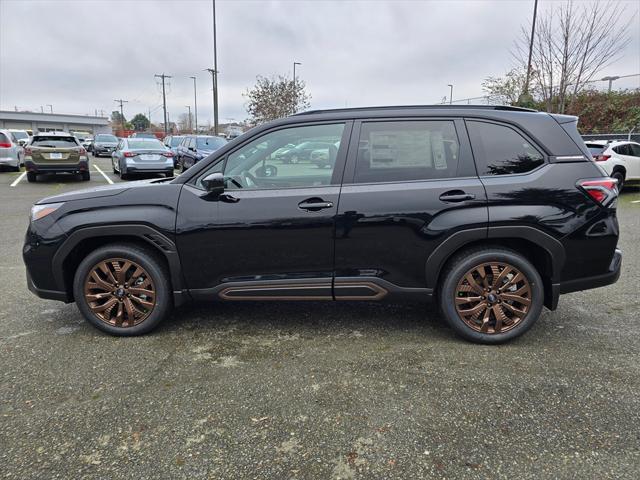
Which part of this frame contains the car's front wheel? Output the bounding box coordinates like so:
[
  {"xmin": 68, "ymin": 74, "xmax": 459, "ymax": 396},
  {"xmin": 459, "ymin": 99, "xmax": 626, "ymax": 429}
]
[
  {"xmin": 73, "ymin": 244, "xmax": 172, "ymax": 336},
  {"xmin": 439, "ymin": 246, "xmax": 543, "ymax": 344}
]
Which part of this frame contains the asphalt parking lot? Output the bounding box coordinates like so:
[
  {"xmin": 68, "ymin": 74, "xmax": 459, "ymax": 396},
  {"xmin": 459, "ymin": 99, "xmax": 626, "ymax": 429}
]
[{"xmin": 1, "ymin": 157, "xmax": 639, "ymax": 479}]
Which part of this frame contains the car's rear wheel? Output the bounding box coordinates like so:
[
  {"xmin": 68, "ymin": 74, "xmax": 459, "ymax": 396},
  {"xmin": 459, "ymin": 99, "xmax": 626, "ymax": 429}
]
[
  {"xmin": 611, "ymin": 171, "xmax": 625, "ymax": 191},
  {"xmin": 439, "ymin": 247, "xmax": 543, "ymax": 344},
  {"xmin": 73, "ymin": 244, "xmax": 172, "ymax": 336},
  {"xmin": 26, "ymin": 172, "xmax": 36, "ymax": 183}
]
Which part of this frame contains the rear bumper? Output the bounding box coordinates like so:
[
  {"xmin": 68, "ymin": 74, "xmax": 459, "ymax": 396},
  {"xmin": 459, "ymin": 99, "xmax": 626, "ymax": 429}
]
[
  {"xmin": 25, "ymin": 159, "xmax": 89, "ymax": 173},
  {"xmin": 126, "ymin": 162, "xmax": 174, "ymax": 173},
  {"xmin": 550, "ymin": 248, "xmax": 622, "ymax": 308}
]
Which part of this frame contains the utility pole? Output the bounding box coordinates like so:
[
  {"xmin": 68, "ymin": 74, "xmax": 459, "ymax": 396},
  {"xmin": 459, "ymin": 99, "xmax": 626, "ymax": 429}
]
[
  {"xmin": 523, "ymin": 0, "xmax": 539, "ymax": 96},
  {"xmin": 211, "ymin": 0, "xmax": 219, "ymax": 135},
  {"xmin": 206, "ymin": 68, "xmax": 218, "ymax": 135},
  {"xmin": 154, "ymin": 73, "xmax": 171, "ymax": 135},
  {"xmin": 148, "ymin": 107, "xmax": 152, "ymax": 127},
  {"xmin": 186, "ymin": 105, "xmax": 192, "ymax": 132},
  {"xmin": 114, "ymin": 98, "xmax": 129, "ymax": 132},
  {"xmin": 447, "ymin": 84, "xmax": 454, "ymax": 105},
  {"xmin": 190, "ymin": 76, "xmax": 198, "ymax": 134}
]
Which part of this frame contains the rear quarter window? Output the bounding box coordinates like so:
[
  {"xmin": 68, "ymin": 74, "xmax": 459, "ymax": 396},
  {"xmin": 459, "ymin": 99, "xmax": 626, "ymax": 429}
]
[{"xmin": 466, "ymin": 121, "xmax": 544, "ymax": 175}]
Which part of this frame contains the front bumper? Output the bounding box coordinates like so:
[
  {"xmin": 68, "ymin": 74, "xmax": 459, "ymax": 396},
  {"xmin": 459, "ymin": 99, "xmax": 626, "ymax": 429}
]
[{"xmin": 26, "ymin": 268, "xmax": 70, "ymax": 302}]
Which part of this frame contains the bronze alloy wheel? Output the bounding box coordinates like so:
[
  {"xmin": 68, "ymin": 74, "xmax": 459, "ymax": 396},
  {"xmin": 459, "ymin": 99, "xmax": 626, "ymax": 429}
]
[
  {"xmin": 454, "ymin": 261, "xmax": 532, "ymax": 334},
  {"xmin": 83, "ymin": 258, "xmax": 156, "ymax": 327}
]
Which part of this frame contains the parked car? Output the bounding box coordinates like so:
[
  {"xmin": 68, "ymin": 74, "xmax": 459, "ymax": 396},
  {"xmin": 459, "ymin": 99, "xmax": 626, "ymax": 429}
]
[
  {"xmin": 0, "ymin": 129, "xmax": 25, "ymax": 171},
  {"xmin": 129, "ymin": 132, "xmax": 157, "ymax": 139},
  {"xmin": 309, "ymin": 141, "xmax": 341, "ymax": 168},
  {"xmin": 162, "ymin": 135, "xmax": 184, "ymax": 168},
  {"xmin": 82, "ymin": 137, "xmax": 94, "ymax": 152},
  {"xmin": 585, "ymin": 140, "xmax": 640, "ymax": 190},
  {"xmin": 92, "ymin": 134, "xmax": 119, "ymax": 157},
  {"xmin": 8, "ymin": 129, "xmax": 31, "ymax": 147},
  {"xmin": 177, "ymin": 135, "xmax": 227, "ymax": 171},
  {"xmin": 23, "ymin": 132, "xmax": 89, "ymax": 182},
  {"xmin": 278, "ymin": 141, "xmax": 335, "ymax": 164},
  {"xmin": 111, "ymin": 137, "xmax": 174, "ymax": 179},
  {"xmin": 226, "ymin": 128, "xmax": 243, "ymax": 140},
  {"xmin": 23, "ymin": 106, "xmax": 621, "ymax": 343}
]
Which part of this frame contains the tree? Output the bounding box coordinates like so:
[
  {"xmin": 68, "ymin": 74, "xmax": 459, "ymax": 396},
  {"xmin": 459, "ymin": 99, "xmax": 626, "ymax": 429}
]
[
  {"xmin": 482, "ymin": 68, "xmax": 530, "ymax": 105},
  {"xmin": 244, "ymin": 75, "xmax": 311, "ymax": 125},
  {"xmin": 512, "ymin": 1, "xmax": 632, "ymax": 113},
  {"xmin": 111, "ymin": 110, "xmax": 126, "ymax": 125},
  {"xmin": 130, "ymin": 113, "xmax": 150, "ymax": 131}
]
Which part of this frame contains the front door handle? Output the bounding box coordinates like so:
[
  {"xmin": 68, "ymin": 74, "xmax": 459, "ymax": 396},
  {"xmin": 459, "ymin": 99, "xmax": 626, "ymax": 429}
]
[
  {"xmin": 439, "ymin": 191, "xmax": 476, "ymax": 202},
  {"xmin": 298, "ymin": 198, "xmax": 334, "ymax": 211}
]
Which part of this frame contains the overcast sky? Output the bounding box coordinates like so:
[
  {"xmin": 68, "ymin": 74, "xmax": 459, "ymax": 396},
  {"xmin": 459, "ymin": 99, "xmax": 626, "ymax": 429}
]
[{"xmin": 1, "ymin": 0, "xmax": 638, "ymax": 125}]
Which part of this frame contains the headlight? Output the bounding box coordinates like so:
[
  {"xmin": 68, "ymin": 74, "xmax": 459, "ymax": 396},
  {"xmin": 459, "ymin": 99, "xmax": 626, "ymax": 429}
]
[{"xmin": 31, "ymin": 202, "xmax": 63, "ymax": 222}]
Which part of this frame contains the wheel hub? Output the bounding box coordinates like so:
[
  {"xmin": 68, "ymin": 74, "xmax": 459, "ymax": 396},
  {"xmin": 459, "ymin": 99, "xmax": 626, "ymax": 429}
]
[
  {"xmin": 454, "ymin": 261, "xmax": 532, "ymax": 334},
  {"xmin": 83, "ymin": 258, "xmax": 156, "ymax": 327}
]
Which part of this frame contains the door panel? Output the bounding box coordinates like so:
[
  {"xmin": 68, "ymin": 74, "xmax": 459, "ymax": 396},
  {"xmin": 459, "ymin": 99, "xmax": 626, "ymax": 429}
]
[{"xmin": 334, "ymin": 118, "xmax": 487, "ymax": 291}]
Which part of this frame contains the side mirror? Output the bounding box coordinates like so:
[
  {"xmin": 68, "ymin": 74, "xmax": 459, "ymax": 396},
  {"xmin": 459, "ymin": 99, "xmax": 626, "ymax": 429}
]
[
  {"xmin": 255, "ymin": 164, "xmax": 278, "ymax": 178},
  {"xmin": 202, "ymin": 172, "xmax": 225, "ymax": 195}
]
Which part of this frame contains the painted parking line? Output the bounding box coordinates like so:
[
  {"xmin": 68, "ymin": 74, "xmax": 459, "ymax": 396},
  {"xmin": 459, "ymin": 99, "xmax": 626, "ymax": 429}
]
[
  {"xmin": 10, "ymin": 171, "xmax": 26, "ymax": 187},
  {"xmin": 631, "ymin": 199, "xmax": 640, "ymax": 204},
  {"xmin": 93, "ymin": 164, "xmax": 114, "ymax": 184}
]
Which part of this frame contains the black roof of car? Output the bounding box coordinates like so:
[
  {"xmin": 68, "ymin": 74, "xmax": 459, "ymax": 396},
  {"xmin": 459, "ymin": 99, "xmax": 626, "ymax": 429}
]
[{"xmin": 294, "ymin": 105, "xmax": 536, "ymax": 116}]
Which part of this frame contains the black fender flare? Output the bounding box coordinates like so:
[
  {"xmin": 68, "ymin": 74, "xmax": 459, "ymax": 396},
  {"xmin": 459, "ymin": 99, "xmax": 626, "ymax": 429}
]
[
  {"xmin": 51, "ymin": 224, "xmax": 187, "ymax": 304},
  {"xmin": 425, "ymin": 226, "xmax": 566, "ymax": 288}
]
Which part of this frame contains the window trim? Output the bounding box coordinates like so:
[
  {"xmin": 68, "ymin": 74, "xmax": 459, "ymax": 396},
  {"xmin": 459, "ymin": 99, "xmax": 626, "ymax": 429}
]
[
  {"xmin": 464, "ymin": 118, "xmax": 548, "ymax": 178},
  {"xmin": 190, "ymin": 120, "xmax": 353, "ymax": 192},
  {"xmin": 343, "ymin": 117, "xmax": 475, "ymax": 185}
]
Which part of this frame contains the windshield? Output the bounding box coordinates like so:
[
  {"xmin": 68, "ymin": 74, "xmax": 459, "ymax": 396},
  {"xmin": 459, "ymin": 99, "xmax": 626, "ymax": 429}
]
[
  {"xmin": 96, "ymin": 134, "xmax": 117, "ymax": 142},
  {"xmin": 197, "ymin": 136, "xmax": 226, "ymax": 149},
  {"xmin": 11, "ymin": 131, "xmax": 28, "ymax": 140},
  {"xmin": 32, "ymin": 136, "xmax": 78, "ymax": 148},
  {"xmin": 127, "ymin": 139, "xmax": 164, "ymax": 149},
  {"xmin": 170, "ymin": 137, "xmax": 183, "ymax": 147}
]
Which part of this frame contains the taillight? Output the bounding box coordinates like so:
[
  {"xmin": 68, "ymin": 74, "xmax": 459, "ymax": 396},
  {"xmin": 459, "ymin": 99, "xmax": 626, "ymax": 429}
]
[
  {"xmin": 124, "ymin": 151, "xmax": 136, "ymax": 157},
  {"xmin": 0, "ymin": 142, "xmax": 11, "ymax": 148},
  {"xmin": 578, "ymin": 178, "xmax": 618, "ymax": 206},
  {"xmin": 593, "ymin": 154, "xmax": 611, "ymax": 162},
  {"xmin": 162, "ymin": 151, "xmax": 173, "ymax": 157},
  {"xmin": 78, "ymin": 147, "xmax": 87, "ymax": 155}
]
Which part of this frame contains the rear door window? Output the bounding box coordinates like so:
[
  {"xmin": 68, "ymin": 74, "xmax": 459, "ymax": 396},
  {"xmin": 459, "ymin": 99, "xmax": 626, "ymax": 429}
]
[
  {"xmin": 353, "ymin": 120, "xmax": 461, "ymax": 183},
  {"xmin": 466, "ymin": 121, "xmax": 544, "ymax": 175}
]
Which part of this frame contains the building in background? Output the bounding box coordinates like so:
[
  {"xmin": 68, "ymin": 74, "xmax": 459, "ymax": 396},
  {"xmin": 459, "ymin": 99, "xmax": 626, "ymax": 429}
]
[{"xmin": 0, "ymin": 111, "xmax": 110, "ymax": 134}]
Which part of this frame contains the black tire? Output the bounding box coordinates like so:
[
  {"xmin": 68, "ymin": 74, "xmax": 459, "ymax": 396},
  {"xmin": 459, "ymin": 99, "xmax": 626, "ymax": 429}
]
[
  {"xmin": 94, "ymin": 152, "xmax": 100, "ymax": 158},
  {"xmin": 11, "ymin": 163, "xmax": 21, "ymax": 172},
  {"xmin": 611, "ymin": 171, "xmax": 625, "ymax": 191},
  {"xmin": 165, "ymin": 169, "xmax": 174, "ymax": 177},
  {"xmin": 26, "ymin": 171, "xmax": 36, "ymax": 183},
  {"xmin": 120, "ymin": 166, "xmax": 128, "ymax": 180},
  {"xmin": 81, "ymin": 171, "xmax": 90, "ymax": 181},
  {"xmin": 439, "ymin": 246, "xmax": 544, "ymax": 344},
  {"xmin": 73, "ymin": 243, "xmax": 172, "ymax": 336}
]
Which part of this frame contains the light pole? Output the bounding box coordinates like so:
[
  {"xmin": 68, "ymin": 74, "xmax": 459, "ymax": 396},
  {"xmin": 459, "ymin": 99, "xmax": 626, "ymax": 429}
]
[
  {"xmin": 602, "ymin": 76, "xmax": 621, "ymax": 93},
  {"xmin": 447, "ymin": 84, "xmax": 454, "ymax": 105},
  {"xmin": 523, "ymin": 0, "xmax": 539, "ymax": 96},
  {"xmin": 190, "ymin": 76, "xmax": 198, "ymax": 133},
  {"xmin": 211, "ymin": 0, "xmax": 219, "ymax": 135},
  {"xmin": 186, "ymin": 105, "xmax": 192, "ymax": 132}
]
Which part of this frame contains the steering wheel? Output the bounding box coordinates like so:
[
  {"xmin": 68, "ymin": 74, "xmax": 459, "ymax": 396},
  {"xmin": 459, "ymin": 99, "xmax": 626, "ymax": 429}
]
[{"xmin": 242, "ymin": 170, "xmax": 258, "ymax": 188}]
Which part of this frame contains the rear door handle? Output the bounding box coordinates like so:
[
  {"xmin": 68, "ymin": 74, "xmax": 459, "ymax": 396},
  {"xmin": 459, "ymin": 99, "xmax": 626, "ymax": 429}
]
[
  {"xmin": 439, "ymin": 191, "xmax": 476, "ymax": 202},
  {"xmin": 298, "ymin": 198, "xmax": 334, "ymax": 211}
]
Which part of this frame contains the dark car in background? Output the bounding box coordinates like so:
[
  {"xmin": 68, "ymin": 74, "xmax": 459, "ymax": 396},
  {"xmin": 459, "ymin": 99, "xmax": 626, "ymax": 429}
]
[
  {"xmin": 163, "ymin": 135, "xmax": 184, "ymax": 168},
  {"xmin": 93, "ymin": 134, "xmax": 119, "ymax": 157},
  {"xmin": 23, "ymin": 106, "xmax": 622, "ymax": 343},
  {"xmin": 24, "ymin": 132, "xmax": 89, "ymax": 182},
  {"xmin": 177, "ymin": 135, "xmax": 227, "ymax": 171},
  {"xmin": 278, "ymin": 141, "xmax": 336, "ymax": 164},
  {"xmin": 111, "ymin": 137, "xmax": 174, "ymax": 179}
]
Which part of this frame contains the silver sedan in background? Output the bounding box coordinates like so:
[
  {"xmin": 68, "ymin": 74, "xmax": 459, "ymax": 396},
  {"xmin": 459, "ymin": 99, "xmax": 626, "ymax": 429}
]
[
  {"xmin": 0, "ymin": 129, "xmax": 24, "ymax": 171},
  {"xmin": 111, "ymin": 137, "xmax": 174, "ymax": 180}
]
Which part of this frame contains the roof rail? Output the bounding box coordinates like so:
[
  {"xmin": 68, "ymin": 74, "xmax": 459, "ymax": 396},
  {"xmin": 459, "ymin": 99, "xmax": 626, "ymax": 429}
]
[{"xmin": 293, "ymin": 105, "xmax": 537, "ymax": 116}]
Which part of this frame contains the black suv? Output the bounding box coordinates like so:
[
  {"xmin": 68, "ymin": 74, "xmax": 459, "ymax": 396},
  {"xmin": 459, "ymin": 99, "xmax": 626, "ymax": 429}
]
[{"xmin": 23, "ymin": 106, "xmax": 622, "ymax": 343}]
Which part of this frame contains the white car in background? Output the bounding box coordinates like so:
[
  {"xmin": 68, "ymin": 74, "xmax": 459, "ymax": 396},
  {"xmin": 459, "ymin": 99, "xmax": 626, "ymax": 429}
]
[
  {"xmin": 585, "ymin": 140, "xmax": 640, "ymax": 190},
  {"xmin": 0, "ymin": 129, "xmax": 25, "ymax": 171}
]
